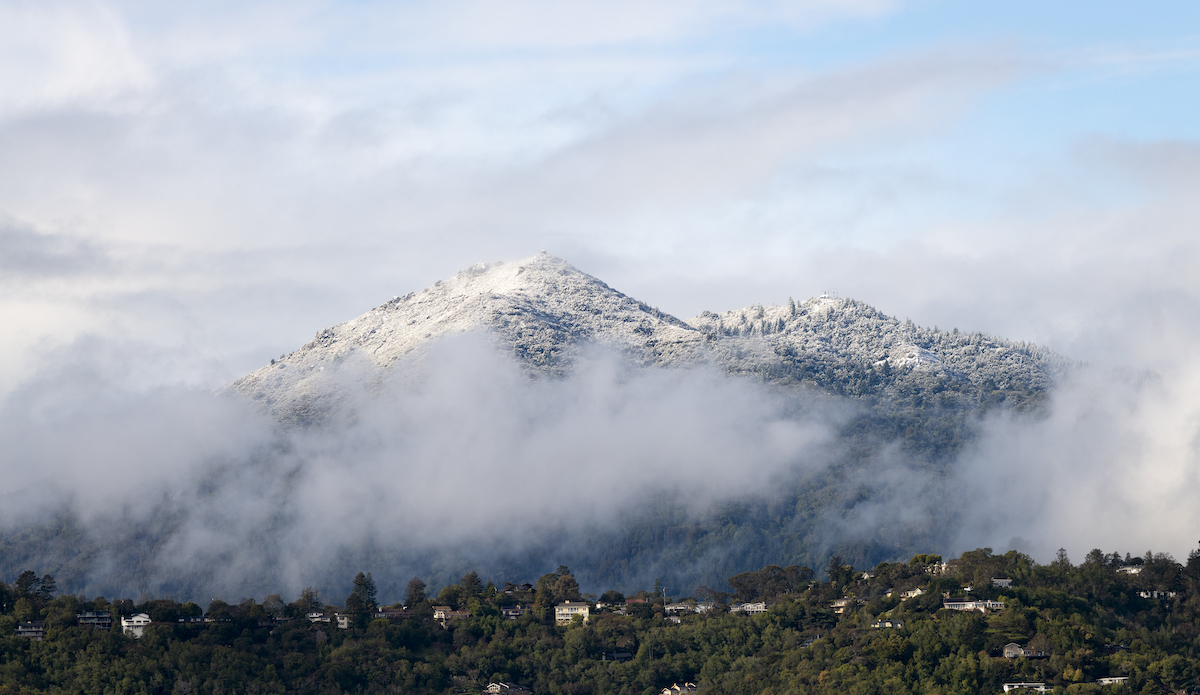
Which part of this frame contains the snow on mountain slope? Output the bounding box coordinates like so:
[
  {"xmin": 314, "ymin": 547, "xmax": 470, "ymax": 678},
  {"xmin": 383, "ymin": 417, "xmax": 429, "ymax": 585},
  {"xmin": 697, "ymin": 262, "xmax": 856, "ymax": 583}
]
[
  {"xmin": 687, "ymin": 296, "xmax": 1069, "ymax": 392},
  {"xmin": 233, "ymin": 254, "xmax": 1072, "ymax": 425},
  {"xmin": 232, "ymin": 253, "xmax": 705, "ymax": 423}
]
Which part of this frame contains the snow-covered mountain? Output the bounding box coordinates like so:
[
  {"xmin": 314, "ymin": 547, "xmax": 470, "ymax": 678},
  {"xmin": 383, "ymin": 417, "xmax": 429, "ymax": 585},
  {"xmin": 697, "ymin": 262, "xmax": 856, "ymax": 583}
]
[
  {"xmin": 232, "ymin": 253, "xmax": 705, "ymax": 423},
  {"xmin": 233, "ymin": 253, "xmax": 1069, "ymax": 424}
]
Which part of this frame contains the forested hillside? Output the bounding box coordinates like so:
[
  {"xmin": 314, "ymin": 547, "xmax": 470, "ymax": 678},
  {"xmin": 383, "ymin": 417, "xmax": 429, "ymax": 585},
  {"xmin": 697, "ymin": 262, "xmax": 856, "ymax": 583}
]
[{"xmin": 3, "ymin": 546, "xmax": 1198, "ymax": 694}]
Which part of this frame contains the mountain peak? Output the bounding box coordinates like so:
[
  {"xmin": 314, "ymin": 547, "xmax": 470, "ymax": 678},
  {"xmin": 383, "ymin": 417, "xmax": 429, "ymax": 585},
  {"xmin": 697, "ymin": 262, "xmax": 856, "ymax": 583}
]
[{"xmin": 232, "ymin": 254, "xmax": 704, "ymax": 423}]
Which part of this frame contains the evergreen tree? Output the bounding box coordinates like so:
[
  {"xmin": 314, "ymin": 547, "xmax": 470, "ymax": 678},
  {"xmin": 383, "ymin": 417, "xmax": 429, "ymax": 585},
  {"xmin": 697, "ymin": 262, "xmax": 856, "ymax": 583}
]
[
  {"xmin": 14, "ymin": 570, "xmax": 37, "ymax": 598},
  {"xmin": 460, "ymin": 571, "xmax": 483, "ymax": 600},
  {"xmin": 405, "ymin": 577, "xmax": 427, "ymax": 607},
  {"xmin": 352, "ymin": 572, "xmax": 378, "ymax": 612}
]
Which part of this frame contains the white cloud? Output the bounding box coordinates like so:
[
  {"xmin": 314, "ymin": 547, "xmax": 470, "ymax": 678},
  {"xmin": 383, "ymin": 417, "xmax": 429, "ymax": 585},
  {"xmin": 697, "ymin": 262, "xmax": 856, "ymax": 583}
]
[{"xmin": 0, "ymin": 1, "xmax": 151, "ymax": 116}]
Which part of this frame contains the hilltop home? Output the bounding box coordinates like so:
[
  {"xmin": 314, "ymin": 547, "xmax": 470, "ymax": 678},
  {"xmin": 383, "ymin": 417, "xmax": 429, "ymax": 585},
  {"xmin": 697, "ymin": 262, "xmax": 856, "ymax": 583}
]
[
  {"xmin": 555, "ymin": 601, "xmax": 590, "ymax": 624},
  {"xmin": 121, "ymin": 613, "xmax": 152, "ymax": 638},
  {"xmin": 1117, "ymin": 566, "xmax": 1143, "ymax": 575},
  {"xmin": 307, "ymin": 612, "xmax": 330, "ymax": 623},
  {"xmin": 15, "ymin": 621, "xmax": 45, "ymax": 641}
]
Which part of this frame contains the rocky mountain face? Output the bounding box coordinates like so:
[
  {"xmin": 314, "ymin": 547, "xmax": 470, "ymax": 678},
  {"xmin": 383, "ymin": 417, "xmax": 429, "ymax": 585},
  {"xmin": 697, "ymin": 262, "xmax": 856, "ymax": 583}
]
[{"xmin": 233, "ymin": 253, "xmax": 1070, "ymax": 426}]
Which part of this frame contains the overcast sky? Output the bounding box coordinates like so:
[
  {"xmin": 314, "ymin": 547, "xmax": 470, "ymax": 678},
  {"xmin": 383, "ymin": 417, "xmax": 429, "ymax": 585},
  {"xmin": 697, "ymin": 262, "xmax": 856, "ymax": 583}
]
[{"xmin": 3, "ymin": 0, "xmax": 1199, "ymax": 391}]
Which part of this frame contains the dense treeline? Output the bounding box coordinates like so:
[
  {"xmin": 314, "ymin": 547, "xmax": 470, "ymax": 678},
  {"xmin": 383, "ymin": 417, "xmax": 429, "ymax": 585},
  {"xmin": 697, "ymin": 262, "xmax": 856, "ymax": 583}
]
[{"xmin": 3, "ymin": 546, "xmax": 1200, "ymax": 694}]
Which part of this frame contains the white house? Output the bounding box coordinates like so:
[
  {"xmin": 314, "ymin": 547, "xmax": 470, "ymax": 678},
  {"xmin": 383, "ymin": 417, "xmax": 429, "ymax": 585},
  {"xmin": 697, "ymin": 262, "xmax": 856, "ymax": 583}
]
[
  {"xmin": 901, "ymin": 588, "xmax": 925, "ymax": 600},
  {"xmin": 729, "ymin": 602, "xmax": 767, "ymax": 614},
  {"xmin": 992, "ymin": 578, "xmax": 1013, "ymax": 588},
  {"xmin": 943, "ymin": 600, "xmax": 1004, "ymax": 613},
  {"xmin": 1117, "ymin": 566, "xmax": 1143, "ymax": 575},
  {"xmin": 1002, "ymin": 684, "xmax": 1048, "ymax": 693},
  {"xmin": 1096, "ymin": 676, "xmax": 1129, "ymax": 686},
  {"xmin": 1138, "ymin": 590, "xmax": 1176, "ymax": 599},
  {"xmin": 484, "ymin": 683, "xmax": 531, "ymax": 693},
  {"xmin": 555, "ymin": 601, "xmax": 590, "ymax": 624},
  {"xmin": 121, "ymin": 613, "xmax": 152, "ymax": 638}
]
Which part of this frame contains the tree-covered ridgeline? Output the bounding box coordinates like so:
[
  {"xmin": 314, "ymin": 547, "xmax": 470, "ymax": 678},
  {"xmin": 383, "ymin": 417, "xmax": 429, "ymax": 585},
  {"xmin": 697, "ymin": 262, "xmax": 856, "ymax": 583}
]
[{"xmin": 3, "ymin": 546, "xmax": 1200, "ymax": 694}]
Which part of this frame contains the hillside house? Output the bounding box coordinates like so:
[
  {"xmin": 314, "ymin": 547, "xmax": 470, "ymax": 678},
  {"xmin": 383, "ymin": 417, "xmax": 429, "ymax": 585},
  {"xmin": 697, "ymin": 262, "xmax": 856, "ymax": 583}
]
[
  {"xmin": 336, "ymin": 614, "xmax": 351, "ymax": 630},
  {"xmin": 902, "ymin": 588, "xmax": 925, "ymax": 600},
  {"xmin": 926, "ymin": 562, "xmax": 951, "ymax": 576},
  {"xmin": 484, "ymin": 683, "xmax": 531, "ymax": 693},
  {"xmin": 943, "ymin": 600, "xmax": 1004, "ymax": 613},
  {"xmin": 1138, "ymin": 590, "xmax": 1176, "ymax": 599},
  {"xmin": 432, "ymin": 606, "xmax": 452, "ymax": 620},
  {"xmin": 121, "ymin": 613, "xmax": 152, "ymax": 638},
  {"xmin": 373, "ymin": 609, "xmax": 411, "ymax": 621},
  {"xmin": 1003, "ymin": 643, "xmax": 1048, "ymax": 659},
  {"xmin": 1117, "ymin": 566, "xmax": 1143, "ymax": 575},
  {"xmin": 730, "ymin": 602, "xmax": 767, "ymax": 614},
  {"xmin": 15, "ymin": 621, "xmax": 45, "ymax": 641},
  {"xmin": 1096, "ymin": 677, "xmax": 1129, "ymax": 686},
  {"xmin": 77, "ymin": 611, "xmax": 113, "ymax": 630},
  {"xmin": 501, "ymin": 605, "xmax": 528, "ymax": 620},
  {"xmin": 872, "ymin": 619, "xmax": 903, "ymax": 629},
  {"xmin": 660, "ymin": 683, "xmax": 697, "ymax": 694},
  {"xmin": 1002, "ymin": 684, "xmax": 1048, "ymax": 693},
  {"xmin": 992, "ymin": 578, "xmax": 1013, "ymax": 588},
  {"xmin": 307, "ymin": 612, "xmax": 330, "ymax": 623},
  {"xmin": 831, "ymin": 598, "xmax": 854, "ymax": 615},
  {"xmin": 555, "ymin": 601, "xmax": 589, "ymax": 624}
]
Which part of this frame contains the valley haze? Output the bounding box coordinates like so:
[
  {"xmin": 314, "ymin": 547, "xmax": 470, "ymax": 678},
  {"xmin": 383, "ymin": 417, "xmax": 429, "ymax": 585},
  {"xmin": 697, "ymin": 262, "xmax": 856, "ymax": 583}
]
[{"xmin": 1, "ymin": 253, "xmax": 1193, "ymax": 606}]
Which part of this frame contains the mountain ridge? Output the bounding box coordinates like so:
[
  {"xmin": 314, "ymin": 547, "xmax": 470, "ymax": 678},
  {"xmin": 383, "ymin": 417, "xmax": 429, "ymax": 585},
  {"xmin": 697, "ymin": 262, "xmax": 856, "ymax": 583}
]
[{"xmin": 232, "ymin": 253, "xmax": 1070, "ymax": 425}]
